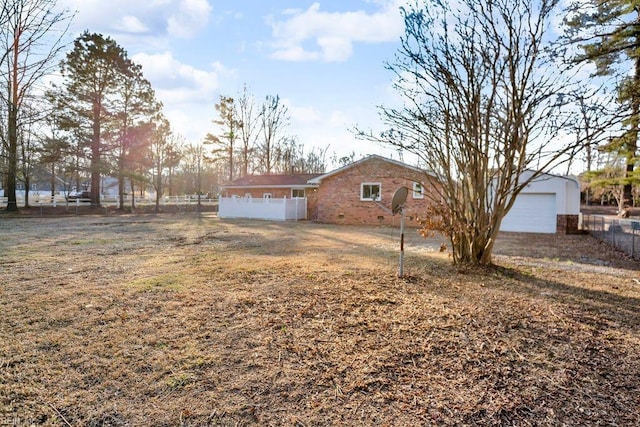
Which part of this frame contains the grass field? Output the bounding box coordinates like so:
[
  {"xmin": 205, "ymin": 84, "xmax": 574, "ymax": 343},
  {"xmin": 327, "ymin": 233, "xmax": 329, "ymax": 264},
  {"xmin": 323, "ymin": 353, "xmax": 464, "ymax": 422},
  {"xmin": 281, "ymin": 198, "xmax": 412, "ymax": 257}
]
[{"xmin": 1, "ymin": 214, "xmax": 639, "ymax": 426}]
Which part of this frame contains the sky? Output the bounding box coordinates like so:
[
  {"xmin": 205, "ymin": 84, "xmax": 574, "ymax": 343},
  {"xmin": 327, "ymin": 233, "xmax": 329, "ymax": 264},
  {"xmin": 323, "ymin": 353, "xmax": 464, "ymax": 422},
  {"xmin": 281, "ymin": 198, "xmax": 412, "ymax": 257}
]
[{"xmin": 58, "ymin": 0, "xmax": 409, "ymax": 166}]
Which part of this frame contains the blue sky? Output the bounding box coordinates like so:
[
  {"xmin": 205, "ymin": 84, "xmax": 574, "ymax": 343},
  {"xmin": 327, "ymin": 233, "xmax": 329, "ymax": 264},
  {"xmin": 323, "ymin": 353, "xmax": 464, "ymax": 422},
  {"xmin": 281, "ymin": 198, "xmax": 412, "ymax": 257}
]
[{"xmin": 59, "ymin": 0, "xmax": 408, "ymax": 164}]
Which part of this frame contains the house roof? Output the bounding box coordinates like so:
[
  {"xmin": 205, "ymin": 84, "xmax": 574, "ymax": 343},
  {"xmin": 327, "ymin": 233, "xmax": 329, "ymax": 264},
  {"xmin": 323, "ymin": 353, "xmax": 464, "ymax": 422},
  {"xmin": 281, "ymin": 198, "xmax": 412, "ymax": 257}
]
[
  {"xmin": 308, "ymin": 154, "xmax": 434, "ymax": 184},
  {"xmin": 221, "ymin": 173, "xmax": 323, "ymax": 189},
  {"xmin": 517, "ymin": 169, "xmax": 580, "ymax": 186}
]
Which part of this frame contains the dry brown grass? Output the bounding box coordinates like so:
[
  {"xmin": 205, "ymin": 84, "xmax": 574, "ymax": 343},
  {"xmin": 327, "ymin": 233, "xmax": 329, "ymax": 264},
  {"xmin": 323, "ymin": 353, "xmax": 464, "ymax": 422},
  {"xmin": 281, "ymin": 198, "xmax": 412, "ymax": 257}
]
[{"xmin": 1, "ymin": 214, "xmax": 639, "ymax": 426}]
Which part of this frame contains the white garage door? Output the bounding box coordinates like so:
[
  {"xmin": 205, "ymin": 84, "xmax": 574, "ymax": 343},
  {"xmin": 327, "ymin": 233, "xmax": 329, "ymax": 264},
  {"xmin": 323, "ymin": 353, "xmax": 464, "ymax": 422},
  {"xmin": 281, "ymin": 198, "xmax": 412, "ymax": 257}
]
[{"xmin": 500, "ymin": 193, "xmax": 556, "ymax": 233}]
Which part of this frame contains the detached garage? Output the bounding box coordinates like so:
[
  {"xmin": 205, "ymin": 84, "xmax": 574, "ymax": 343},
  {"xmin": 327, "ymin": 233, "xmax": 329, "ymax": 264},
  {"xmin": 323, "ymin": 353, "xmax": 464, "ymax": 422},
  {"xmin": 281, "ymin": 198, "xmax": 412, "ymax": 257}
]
[{"xmin": 500, "ymin": 171, "xmax": 580, "ymax": 234}]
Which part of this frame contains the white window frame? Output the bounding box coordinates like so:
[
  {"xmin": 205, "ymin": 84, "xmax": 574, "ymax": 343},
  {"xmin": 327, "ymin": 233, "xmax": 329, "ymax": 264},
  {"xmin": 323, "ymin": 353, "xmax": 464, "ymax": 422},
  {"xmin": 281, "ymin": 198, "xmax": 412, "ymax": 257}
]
[
  {"xmin": 360, "ymin": 182, "xmax": 381, "ymax": 201},
  {"xmin": 263, "ymin": 193, "xmax": 272, "ymax": 199},
  {"xmin": 291, "ymin": 188, "xmax": 305, "ymax": 198},
  {"xmin": 412, "ymin": 182, "xmax": 424, "ymax": 199}
]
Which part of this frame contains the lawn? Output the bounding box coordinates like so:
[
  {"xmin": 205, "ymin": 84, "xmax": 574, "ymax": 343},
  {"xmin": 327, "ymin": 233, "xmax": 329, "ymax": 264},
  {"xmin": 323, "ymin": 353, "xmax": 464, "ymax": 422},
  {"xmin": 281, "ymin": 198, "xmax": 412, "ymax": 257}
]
[{"xmin": 1, "ymin": 214, "xmax": 639, "ymax": 426}]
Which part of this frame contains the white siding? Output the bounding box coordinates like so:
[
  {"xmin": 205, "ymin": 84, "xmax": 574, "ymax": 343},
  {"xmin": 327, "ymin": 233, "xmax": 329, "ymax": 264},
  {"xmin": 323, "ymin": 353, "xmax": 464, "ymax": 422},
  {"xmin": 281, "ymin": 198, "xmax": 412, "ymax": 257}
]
[
  {"xmin": 500, "ymin": 193, "xmax": 556, "ymax": 233},
  {"xmin": 219, "ymin": 197, "xmax": 307, "ymax": 221}
]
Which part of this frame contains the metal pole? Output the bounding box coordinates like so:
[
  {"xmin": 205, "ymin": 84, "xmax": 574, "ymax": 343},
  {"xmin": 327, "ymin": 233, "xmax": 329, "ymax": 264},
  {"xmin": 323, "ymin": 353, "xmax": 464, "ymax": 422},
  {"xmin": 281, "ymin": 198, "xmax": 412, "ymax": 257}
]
[{"xmin": 398, "ymin": 207, "xmax": 405, "ymax": 278}]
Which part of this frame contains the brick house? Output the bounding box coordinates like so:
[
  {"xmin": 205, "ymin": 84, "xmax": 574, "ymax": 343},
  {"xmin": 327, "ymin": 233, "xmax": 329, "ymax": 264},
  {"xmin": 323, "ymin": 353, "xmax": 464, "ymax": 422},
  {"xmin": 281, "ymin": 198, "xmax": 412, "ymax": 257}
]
[
  {"xmin": 220, "ymin": 155, "xmax": 437, "ymax": 224},
  {"xmin": 220, "ymin": 173, "xmax": 322, "ymax": 220},
  {"xmin": 308, "ymin": 155, "xmax": 438, "ymax": 225}
]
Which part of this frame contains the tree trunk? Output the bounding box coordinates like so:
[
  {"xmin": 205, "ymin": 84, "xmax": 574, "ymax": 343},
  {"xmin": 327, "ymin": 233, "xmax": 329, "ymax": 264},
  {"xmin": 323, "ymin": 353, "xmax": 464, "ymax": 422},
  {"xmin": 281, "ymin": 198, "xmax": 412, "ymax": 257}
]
[
  {"xmin": 5, "ymin": 106, "xmax": 18, "ymax": 212},
  {"xmin": 130, "ymin": 180, "xmax": 136, "ymax": 210},
  {"xmin": 5, "ymin": 30, "xmax": 20, "ymax": 213},
  {"xmin": 625, "ymin": 33, "xmax": 640, "ymax": 207},
  {"xmin": 50, "ymin": 163, "xmax": 56, "ymax": 198},
  {"xmin": 23, "ymin": 176, "xmax": 30, "ymax": 208},
  {"xmin": 90, "ymin": 102, "xmax": 101, "ymax": 208},
  {"xmin": 118, "ymin": 166, "xmax": 125, "ymax": 210}
]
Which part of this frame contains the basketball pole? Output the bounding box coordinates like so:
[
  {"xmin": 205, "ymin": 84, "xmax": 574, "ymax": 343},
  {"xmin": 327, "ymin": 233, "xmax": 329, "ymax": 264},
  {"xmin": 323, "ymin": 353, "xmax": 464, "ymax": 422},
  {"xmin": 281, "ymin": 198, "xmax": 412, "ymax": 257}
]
[{"xmin": 398, "ymin": 206, "xmax": 404, "ymax": 278}]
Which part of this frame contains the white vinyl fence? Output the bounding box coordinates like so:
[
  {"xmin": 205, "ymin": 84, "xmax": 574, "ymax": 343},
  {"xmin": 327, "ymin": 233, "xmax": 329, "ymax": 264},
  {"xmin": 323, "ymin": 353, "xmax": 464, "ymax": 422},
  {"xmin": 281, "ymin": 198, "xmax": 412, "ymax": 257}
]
[{"xmin": 219, "ymin": 197, "xmax": 307, "ymax": 221}]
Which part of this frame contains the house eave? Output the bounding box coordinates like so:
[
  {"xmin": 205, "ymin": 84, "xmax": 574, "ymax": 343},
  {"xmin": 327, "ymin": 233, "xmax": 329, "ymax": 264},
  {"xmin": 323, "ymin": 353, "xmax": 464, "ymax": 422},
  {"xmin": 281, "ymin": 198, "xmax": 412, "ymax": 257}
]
[
  {"xmin": 308, "ymin": 154, "xmax": 435, "ymax": 184},
  {"xmin": 221, "ymin": 184, "xmax": 319, "ymax": 190}
]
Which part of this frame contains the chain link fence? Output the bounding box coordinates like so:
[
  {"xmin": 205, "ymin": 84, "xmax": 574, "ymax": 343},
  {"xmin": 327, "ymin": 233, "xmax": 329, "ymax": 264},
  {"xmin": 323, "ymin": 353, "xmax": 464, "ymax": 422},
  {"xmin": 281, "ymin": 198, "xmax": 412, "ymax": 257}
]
[{"xmin": 582, "ymin": 214, "xmax": 640, "ymax": 259}]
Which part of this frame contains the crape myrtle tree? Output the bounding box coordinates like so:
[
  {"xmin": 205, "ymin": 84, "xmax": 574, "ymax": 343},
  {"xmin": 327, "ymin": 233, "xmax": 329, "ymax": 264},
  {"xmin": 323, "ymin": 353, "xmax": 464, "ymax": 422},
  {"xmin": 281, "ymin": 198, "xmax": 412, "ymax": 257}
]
[
  {"xmin": 0, "ymin": 0, "xmax": 72, "ymax": 212},
  {"xmin": 564, "ymin": 0, "xmax": 640, "ymax": 206},
  {"xmin": 362, "ymin": 0, "xmax": 581, "ymax": 265},
  {"xmin": 52, "ymin": 32, "xmax": 132, "ymax": 208}
]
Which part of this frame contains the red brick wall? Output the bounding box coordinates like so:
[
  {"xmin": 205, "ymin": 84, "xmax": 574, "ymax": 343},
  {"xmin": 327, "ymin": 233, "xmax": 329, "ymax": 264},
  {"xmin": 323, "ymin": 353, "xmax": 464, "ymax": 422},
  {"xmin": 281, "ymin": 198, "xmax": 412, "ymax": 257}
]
[{"xmin": 315, "ymin": 158, "xmax": 437, "ymax": 226}]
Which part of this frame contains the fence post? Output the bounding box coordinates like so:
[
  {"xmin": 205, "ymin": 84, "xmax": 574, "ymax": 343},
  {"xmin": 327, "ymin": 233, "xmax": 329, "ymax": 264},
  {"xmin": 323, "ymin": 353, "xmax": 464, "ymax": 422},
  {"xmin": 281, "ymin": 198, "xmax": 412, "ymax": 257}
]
[
  {"xmin": 612, "ymin": 219, "xmax": 616, "ymax": 247},
  {"xmin": 632, "ymin": 221, "xmax": 640, "ymax": 259}
]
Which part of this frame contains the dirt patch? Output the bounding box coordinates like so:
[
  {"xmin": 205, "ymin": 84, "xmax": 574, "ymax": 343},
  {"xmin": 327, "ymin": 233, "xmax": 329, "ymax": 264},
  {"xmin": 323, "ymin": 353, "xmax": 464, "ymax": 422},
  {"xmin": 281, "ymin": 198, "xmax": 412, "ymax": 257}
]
[{"xmin": 1, "ymin": 216, "xmax": 639, "ymax": 425}]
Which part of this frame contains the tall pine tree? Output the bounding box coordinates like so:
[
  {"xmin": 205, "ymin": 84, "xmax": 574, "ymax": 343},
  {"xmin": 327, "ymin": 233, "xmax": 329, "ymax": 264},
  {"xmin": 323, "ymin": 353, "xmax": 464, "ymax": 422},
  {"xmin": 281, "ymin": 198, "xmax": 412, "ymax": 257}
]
[
  {"xmin": 565, "ymin": 1, "xmax": 640, "ymax": 205},
  {"xmin": 52, "ymin": 32, "xmax": 130, "ymax": 207}
]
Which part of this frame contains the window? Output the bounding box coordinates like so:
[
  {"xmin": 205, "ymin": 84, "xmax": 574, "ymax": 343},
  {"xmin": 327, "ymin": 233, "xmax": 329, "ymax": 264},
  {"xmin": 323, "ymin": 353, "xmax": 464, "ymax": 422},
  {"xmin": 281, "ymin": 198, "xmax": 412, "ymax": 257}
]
[
  {"xmin": 413, "ymin": 182, "xmax": 424, "ymax": 199},
  {"xmin": 263, "ymin": 193, "xmax": 272, "ymax": 199},
  {"xmin": 244, "ymin": 193, "xmax": 252, "ymax": 198},
  {"xmin": 292, "ymin": 188, "xmax": 305, "ymax": 198},
  {"xmin": 361, "ymin": 183, "xmax": 381, "ymax": 201}
]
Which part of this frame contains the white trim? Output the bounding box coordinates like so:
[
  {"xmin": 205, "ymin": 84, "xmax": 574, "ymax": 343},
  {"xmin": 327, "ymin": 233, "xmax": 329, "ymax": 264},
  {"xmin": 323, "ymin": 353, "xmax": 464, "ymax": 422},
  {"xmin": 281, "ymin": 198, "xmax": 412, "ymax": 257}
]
[
  {"xmin": 361, "ymin": 182, "xmax": 381, "ymax": 201},
  {"xmin": 223, "ymin": 184, "xmax": 318, "ymax": 190},
  {"xmin": 412, "ymin": 182, "xmax": 424, "ymax": 199}
]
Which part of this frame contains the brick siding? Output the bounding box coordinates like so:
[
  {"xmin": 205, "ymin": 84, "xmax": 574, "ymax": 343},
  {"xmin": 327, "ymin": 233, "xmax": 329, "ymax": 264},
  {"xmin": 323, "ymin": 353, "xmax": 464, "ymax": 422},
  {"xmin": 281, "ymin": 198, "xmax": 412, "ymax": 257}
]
[
  {"xmin": 557, "ymin": 214, "xmax": 579, "ymax": 234},
  {"xmin": 315, "ymin": 157, "xmax": 436, "ymax": 226}
]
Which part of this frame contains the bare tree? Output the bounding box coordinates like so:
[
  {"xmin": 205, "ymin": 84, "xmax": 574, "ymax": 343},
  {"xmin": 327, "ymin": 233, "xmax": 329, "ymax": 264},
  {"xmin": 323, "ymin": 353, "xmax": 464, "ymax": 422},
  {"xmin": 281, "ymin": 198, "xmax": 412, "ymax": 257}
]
[
  {"xmin": 361, "ymin": 0, "xmax": 582, "ymax": 265},
  {"xmin": 0, "ymin": 0, "xmax": 73, "ymax": 212},
  {"xmin": 258, "ymin": 94, "xmax": 290, "ymax": 174},
  {"xmin": 236, "ymin": 84, "xmax": 259, "ymax": 177}
]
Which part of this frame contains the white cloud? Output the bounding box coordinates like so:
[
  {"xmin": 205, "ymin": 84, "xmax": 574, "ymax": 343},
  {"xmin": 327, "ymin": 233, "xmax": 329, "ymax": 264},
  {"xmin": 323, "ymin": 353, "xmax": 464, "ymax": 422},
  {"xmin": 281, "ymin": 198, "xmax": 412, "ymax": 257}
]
[
  {"xmin": 167, "ymin": 0, "xmax": 212, "ymax": 38},
  {"xmin": 281, "ymin": 99, "xmax": 323, "ymax": 124},
  {"xmin": 267, "ymin": 1, "xmax": 404, "ymax": 62},
  {"xmin": 131, "ymin": 52, "xmax": 233, "ymax": 142},
  {"xmin": 115, "ymin": 16, "xmax": 149, "ymax": 34},
  {"xmin": 133, "ymin": 51, "xmax": 223, "ymax": 104},
  {"xmin": 61, "ymin": 0, "xmax": 212, "ymax": 39}
]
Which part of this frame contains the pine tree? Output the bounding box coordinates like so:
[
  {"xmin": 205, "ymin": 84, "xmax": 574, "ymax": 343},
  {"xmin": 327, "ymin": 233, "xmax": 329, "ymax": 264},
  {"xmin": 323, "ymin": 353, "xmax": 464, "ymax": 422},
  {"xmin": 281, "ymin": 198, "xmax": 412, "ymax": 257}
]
[
  {"xmin": 565, "ymin": 0, "xmax": 640, "ymax": 205},
  {"xmin": 204, "ymin": 96, "xmax": 239, "ymax": 181},
  {"xmin": 52, "ymin": 32, "xmax": 131, "ymax": 208}
]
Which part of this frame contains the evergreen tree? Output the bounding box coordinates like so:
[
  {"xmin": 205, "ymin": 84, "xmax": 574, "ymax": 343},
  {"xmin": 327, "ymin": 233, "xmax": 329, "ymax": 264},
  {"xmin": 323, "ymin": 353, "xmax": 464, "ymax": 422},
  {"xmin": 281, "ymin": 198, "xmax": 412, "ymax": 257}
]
[
  {"xmin": 204, "ymin": 95, "xmax": 239, "ymax": 181},
  {"xmin": 52, "ymin": 32, "xmax": 131, "ymax": 208},
  {"xmin": 565, "ymin": 0, "xmax": 640, "ymax": 205}
]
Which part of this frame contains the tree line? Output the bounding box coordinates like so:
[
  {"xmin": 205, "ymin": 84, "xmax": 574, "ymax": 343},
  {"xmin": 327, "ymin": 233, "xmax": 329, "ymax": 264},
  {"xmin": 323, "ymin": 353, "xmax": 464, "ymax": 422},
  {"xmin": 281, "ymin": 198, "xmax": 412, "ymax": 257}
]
[
  {"xmin": 5, "ymin": 0, "xmax": 640, "ymax": 266},
  {"xmin": 0, "ymin": 0, "xmax": 330, "ymax": 213}
]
